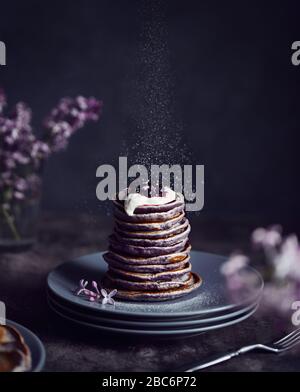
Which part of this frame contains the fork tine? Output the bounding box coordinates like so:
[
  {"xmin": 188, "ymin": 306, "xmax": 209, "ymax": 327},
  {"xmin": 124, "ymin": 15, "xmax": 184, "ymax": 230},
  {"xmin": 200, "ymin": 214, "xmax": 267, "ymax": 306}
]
[
  {"xmin": 278, "ymin": 335, "xmax": 300, "ymax": 350},
  {"xmin": 280, "ymin": 330, "xmax": 300, "ymax": 347},
  {"xmin": 274, "ymin": 332, "xmax": 300, "ymax": 347},
  {"xmin": 278, "ymin": 333, "xmax": 300, "ymax": 347},
  {"xmin": 275, "ymin": 330, "xmax": 300, "ymax": 347},
  {"xmin": 274, "ymin": 328, "xmax": 300, "ymax": 345}
]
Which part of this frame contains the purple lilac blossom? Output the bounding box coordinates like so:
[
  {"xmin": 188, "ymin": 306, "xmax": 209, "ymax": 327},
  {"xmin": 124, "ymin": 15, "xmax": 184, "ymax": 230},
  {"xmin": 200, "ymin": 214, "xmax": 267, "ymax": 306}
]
[
  {"xmin": 252, "ymin": 226, "xmax": 282, "ymax": 248},
  {"xmin": 251, "ymin": 226, "xmax": 300, "ymax": 284},
  {"xmin": 75, "ymin": 280, "xmax": 117, "ymax": 305},
  {"xmin": 44, "ymin": 96, "xmax": 103, "ymax": 152},
  {"xmin": 220, "ymin": 253, "xmax": 250, "ymax": 291},
  {"xmin": 225, "ymin": 226, "xmax": 300, "ymax": 315},
  {"xmin": 0, "ymin": 88, "xmax": 6, "ymax": 113},
  {"xmin": 0, "ymin": 88, "xmax": 102, "ymax": 205}
]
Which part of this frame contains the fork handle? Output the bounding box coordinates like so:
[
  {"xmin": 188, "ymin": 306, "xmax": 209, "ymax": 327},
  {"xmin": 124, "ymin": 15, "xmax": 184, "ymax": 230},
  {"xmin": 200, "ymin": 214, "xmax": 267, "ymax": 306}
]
[{"xmin": 184, "ymin": 345, "xmax": 256, "ymax": 372}]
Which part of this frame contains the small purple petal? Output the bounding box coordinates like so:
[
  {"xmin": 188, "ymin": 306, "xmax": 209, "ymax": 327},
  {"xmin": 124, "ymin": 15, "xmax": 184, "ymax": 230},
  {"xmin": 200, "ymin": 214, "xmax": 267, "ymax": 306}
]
[
  {"xmin": 92, "ymin": 281, "xmax": 100, "ymax": 294},
  {"xmin": 107, "ymin": 297, "xmax": 115, "ymax": 306},
  {"xmin": 79, "ymin": 280, "xmax": 84, "ymax": 287},
  {"xmin": 79, "ymin": 279, "xmax": 87, "ymax": 288},
  {"xmin": 101, "ymin": 288, "xmax": 108, "ymax": 298},
  {"xmin": 14, "ymin": 191, "xmax": 24, "ymax": 200},
  {"xmin": 108, "ymin": 289, "xmax": 118, "ymax": 298},
  {"xmin": 220, "ymin": 254, "xmax": 249, "ymax": 276}
]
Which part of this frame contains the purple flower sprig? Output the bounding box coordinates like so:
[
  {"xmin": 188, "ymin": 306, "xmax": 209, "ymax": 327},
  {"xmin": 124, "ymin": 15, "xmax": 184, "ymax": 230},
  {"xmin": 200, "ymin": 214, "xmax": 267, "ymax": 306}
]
[
  {"xmin": 75, "ymin": 279, "xmax": 100, "ymax": 302},
  {"xmin": 0, "ymin": 88, "xmax": 102, "ymax": 241},
  {"xmin": 220, "ymin": 253, "xmax": 249, "ymax": 291},
  {"xmin": 0, "ymin": 88, "xmax": 103, "ymax": 204},
  {"xmin": 75, "ymin": 279, "xmax": 117, "ymax": 306},
  {"xmin": 43, "ymin": 96, "xmax": 103, "ymax": 152},
  {"xmin": 221, "ymin": 224, "xmax": 300, "ymax": 315},
  {"xmin": 0, "ymin": 88, "xmax": 6, "ymax": 113}
]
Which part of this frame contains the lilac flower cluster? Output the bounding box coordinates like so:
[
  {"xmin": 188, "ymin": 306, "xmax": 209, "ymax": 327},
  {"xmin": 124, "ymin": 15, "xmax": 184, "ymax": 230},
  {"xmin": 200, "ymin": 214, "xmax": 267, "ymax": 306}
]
[
  {"xmin": 0, "ymin": 88, "xmax": 102, "ymax": 206},
  {"xmin": 220, "ymin": 253, "xmax": 249, "ymax": 291},
  {"xmin": 252, "ymin": 226, "xmax": 300, "ymax": 284},
  {"xmin": 221, "ymin": 225, "xmax": 300, "ymax": 314},
  {"xmin": 254, "ymin": 226, "xmax": 300, "ymax": 313},
  {"xmin": 76, "ymin": 279, "xmax": 117, "ymax": 306},
  {"xmin": 44, "ymin": 96, "xmax": 102, "ymax": 152},
  {"xmin": 0, "ymin": 94, "xmax": 48, "ymax": 203}
]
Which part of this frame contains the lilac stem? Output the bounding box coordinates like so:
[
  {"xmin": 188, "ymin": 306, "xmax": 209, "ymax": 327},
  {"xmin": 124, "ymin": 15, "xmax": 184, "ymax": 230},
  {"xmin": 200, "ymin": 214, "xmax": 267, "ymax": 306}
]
[{"xmin": 1, "ymin": 204, "xmax": 21, "ymax": 241}]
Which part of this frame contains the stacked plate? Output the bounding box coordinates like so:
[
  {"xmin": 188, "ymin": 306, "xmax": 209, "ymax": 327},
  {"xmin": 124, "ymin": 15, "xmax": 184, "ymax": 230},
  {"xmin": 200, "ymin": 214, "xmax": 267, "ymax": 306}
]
[{"xmin": 47, "ymin": 251, "xmax": 263, "ymax": 338}]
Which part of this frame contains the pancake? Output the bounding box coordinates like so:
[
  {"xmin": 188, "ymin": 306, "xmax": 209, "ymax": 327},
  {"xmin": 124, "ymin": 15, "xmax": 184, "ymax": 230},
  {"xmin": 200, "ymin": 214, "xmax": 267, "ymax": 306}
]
[
  {"xmin": 114, "ymin": 204, "xmax": 184, "ymax": 223},
  {"xmin": 109, "ymin": 235, "xmax": 189, "ymax": 257},
  {"xmin": 113, "ymin": 224, "xmax": 191, "ymax": 247},
  {"xmin": 115, "ymin": 217, "xmax": 189, "ymax": 239},
  {"xmin": 108, "ymin": 262, "xmax": 192, "ymax": 282},
  {"xmin": 103, "ymin": 253, "xmax": 189, "ymax": 272},
  {"xmin": 105, "ymin": 271, "xmax": 192, "ymax": 291},
  {"xmin": 0, "ymin": 325, "xmax": 31, "ymax": 372},
  {"xmin": 104, "ymin": 272, "xmax": 202, "ymax": 301},
  {"xmin": 104, "ymin": 243, "xmax": 191, "ymax": 265},
  {"xmin": 115, "ymin": 212, "xmax": 185, "ymax": 232}
]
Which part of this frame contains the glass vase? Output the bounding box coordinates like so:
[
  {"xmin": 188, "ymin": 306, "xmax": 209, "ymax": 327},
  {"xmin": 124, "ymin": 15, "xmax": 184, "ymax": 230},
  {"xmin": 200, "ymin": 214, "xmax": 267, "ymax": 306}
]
[{"xmin": 0, "ymin": 196, "xmax": 41, "ymax": 251}]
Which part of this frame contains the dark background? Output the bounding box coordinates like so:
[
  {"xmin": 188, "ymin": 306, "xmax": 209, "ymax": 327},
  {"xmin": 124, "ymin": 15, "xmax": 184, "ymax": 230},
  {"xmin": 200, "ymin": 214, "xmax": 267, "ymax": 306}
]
[{"xmin": 0, "ymin": 0, "xmax": 299, "ymax": 231}]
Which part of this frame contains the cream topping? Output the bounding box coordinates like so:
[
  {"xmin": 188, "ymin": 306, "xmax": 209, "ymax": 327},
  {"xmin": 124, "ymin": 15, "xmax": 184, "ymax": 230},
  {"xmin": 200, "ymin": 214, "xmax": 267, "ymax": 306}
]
[{"xmin": 124, "ymin": 187, "xmax": 176, "ymax": 216}]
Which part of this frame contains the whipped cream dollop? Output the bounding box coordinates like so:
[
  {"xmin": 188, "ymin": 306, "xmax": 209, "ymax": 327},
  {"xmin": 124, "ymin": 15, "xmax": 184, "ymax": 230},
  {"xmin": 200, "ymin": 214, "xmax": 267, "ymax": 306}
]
[{"xmin": 123, "ymin": 187, "xmax": 176, "ymax": 216}]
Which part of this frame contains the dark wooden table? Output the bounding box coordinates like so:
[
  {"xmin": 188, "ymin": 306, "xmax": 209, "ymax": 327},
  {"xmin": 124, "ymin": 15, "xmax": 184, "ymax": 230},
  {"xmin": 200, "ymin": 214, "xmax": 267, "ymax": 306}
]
[{"xmin": 0, "ymin": 213, "xmax": 299, "ymax": 372}]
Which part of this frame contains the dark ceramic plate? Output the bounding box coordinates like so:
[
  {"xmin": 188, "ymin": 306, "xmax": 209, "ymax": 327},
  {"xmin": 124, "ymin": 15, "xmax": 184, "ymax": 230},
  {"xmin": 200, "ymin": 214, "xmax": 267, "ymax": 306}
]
[
  {"xmin": 48, "ymin": 299, "xmax": 259, "ymax": 337},
  {"xmin": 47, "ymin": 251, "xmax": 263, "ymax": 320},
  {"xmin": 47, "ymin": 290, "xmax": 260, "ymax": 328},
  {"xmin": 7, "ymin": 320, "xmax": 46, "ymax": 372}
]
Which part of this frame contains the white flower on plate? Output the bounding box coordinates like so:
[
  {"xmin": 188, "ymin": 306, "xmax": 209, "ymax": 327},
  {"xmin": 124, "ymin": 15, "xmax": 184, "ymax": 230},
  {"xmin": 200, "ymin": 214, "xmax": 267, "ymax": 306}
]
[{"xmin": 101, "ymin": 289, "xmax": 118, "ymax": 306}]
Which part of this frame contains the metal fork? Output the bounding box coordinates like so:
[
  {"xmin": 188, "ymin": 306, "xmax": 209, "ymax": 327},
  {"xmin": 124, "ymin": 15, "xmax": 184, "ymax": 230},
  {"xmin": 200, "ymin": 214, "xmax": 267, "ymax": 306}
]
[{"xmin": 184, "ymin": 328, "xmax": 300, "ymax": 372}]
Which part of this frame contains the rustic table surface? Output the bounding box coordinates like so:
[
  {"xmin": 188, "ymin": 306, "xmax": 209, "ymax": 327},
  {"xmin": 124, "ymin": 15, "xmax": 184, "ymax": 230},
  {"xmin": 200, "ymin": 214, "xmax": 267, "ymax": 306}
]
[{"xmin": 0, "ymin": 213, "xmax": 299, "ymax": 372}]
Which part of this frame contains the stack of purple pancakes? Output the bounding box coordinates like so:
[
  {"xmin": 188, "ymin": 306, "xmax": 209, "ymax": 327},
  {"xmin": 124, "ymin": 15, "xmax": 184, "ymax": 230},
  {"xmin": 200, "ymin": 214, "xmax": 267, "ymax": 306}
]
[{"xmin": 103, "ymin": 193, "xmax": 202, "ymax": 301}]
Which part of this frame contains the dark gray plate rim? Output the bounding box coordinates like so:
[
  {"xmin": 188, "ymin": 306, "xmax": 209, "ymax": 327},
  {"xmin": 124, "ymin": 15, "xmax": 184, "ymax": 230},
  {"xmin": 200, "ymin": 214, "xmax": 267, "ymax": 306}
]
[
  {"xmin": 47, "ymin": 291, "xmax": 260, "ymax": 328},
  {"xmin": 48, "ymin": 301, "xmax": 258, "ymax": 336},
  {"xmin": 47, "ymin": 285, "xmax": 261, "ymax": 321},
  {"xmin": 47, "ymin": 250, "xmax": 264, "ymax": 319},
  {"xmin": 6, "ymin": 320, "xmax": 46, "ymax": 372}
]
